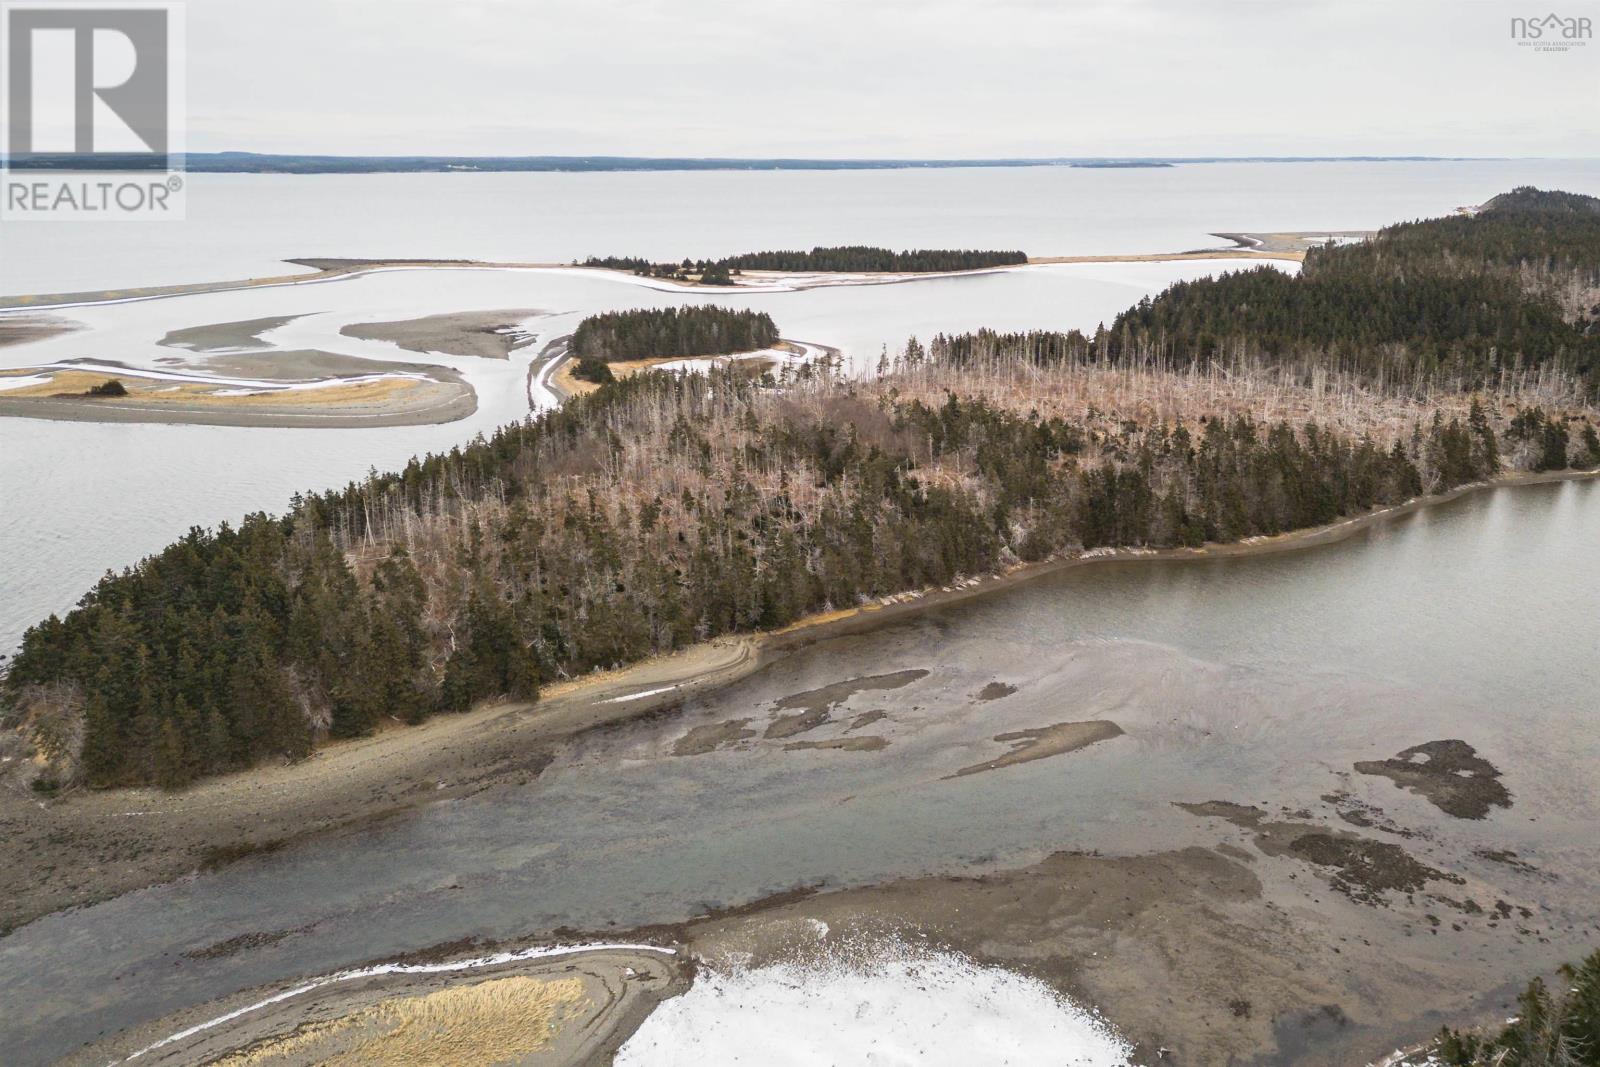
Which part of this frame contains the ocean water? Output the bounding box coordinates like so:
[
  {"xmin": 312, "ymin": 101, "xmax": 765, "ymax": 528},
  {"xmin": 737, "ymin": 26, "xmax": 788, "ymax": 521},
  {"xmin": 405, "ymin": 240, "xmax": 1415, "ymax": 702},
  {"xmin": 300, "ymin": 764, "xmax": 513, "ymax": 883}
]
[{"xmin": 4, "ymin": 159, "xmax": 1600, "ymax": 295}]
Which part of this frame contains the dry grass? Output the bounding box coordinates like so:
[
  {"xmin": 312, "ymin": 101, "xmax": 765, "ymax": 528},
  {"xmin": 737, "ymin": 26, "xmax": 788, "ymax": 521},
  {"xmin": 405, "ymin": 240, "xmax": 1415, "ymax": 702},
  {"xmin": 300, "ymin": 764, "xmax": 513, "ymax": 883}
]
[
  {"xmin": 0, "ymin": 368, "xmax": 437, "ymax": 409},
  {"xmin": 210, "ymin": 975, "xmax": 588, "ymax": 1067}
]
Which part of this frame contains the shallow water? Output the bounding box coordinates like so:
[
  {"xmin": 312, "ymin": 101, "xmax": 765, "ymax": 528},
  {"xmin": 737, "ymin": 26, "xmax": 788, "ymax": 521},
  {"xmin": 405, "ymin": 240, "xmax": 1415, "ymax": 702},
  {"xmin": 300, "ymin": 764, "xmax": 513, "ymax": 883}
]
[{"xmin": 2, "ymin": 478, "xmax": 1596, "ymax": 1064}]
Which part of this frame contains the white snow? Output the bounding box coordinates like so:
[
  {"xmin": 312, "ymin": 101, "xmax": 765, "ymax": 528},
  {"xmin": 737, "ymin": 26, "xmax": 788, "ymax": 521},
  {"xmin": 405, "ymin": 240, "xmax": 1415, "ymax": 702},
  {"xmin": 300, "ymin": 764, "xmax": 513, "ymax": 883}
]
[
  {"xmin": 616, "ymin": 942, "xmax": 1131, "ymax": 1067},
  {"xmin": 601, "ymin": 685, "xmax": 680, "ymax": 704}
]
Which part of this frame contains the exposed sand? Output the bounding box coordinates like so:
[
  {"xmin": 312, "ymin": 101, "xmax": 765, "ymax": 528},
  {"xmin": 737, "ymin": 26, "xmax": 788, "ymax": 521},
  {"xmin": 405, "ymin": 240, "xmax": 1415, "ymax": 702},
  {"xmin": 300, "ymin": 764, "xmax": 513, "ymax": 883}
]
[
  {"xmin": 160, "ymin": 315, "xmax": 302, "ymax": 353},
  {"xmin": 0, "ymin": 312, "xmax": 80, "ymax": 347},
  {"xmin": 62, "ymin": 945, "xmax": 689, "ymax": 1067},
  {"xmin": 551, "ymin": 343, "xmax": 793, "ymax": 399},
  {"xmin": 0, "ymin": 352, "xmax": 477, "ymax": 427},
  {"xmin": 0, "ymin": 636, "xmax": 760, "ymax": 934},
  {"xmin": 1209, "ymin": 229, "xmax": 1375, "ymax": 253},
  {"xmin": 948, "ymin": 719, "xmax": 1124, "ymax": 778},
  {"xmin": 783, "ymin": 735, "xmax": 890, "ymax": 752},
  {"xmin": 672, "ymin": 718, "xmax": 756, "ymax": 756},
  {"xmin": 680, "ymin": 846, "xmax": 1290, "ymax": 1066},
  {"xmin": 1030, "ymin": 247, "xmax": 1305, "ymax": 265},
  {"xmin": 341, "ymin": 309, "xmax": 539, "ymax": 360}
]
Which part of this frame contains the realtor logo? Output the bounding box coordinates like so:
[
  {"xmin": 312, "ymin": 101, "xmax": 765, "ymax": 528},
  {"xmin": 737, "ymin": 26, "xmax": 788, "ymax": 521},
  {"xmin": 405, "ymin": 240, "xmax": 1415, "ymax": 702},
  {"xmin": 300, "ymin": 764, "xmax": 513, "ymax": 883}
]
[
  {"xmin": 1510, "ymin": 12, "xmax": 1592, "ymax": 50},
  {"xmin": 1, "ymin": 2, "xmax": 186, "ymax": 220}
]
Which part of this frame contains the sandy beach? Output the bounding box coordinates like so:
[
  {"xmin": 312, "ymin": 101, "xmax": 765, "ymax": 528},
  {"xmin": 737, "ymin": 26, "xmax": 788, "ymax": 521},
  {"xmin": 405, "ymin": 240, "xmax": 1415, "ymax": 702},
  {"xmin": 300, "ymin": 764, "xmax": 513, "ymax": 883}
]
[{"xmin": 0, "ymin": 362, "xmax": 476, "ymax": 428}]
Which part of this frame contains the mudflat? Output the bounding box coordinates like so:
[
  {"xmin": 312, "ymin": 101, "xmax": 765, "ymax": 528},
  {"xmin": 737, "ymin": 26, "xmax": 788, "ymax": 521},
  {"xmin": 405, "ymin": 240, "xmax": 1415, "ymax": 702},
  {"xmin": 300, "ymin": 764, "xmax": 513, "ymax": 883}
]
[
  {"xmin": 0, "ymin": 313, "xmax": 79, "ymax": 348},
  {"xmin": 341, "ymin": 309, "xmax": 539, "ymax": 360}
]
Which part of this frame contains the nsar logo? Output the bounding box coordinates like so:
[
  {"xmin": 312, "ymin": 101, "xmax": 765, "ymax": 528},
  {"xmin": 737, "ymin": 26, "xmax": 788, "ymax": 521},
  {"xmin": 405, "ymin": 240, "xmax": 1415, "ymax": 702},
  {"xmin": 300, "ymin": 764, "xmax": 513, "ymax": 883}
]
[{"xmin": 1510, "ymin": 11, "xmax": 1592, "ymax": 51}]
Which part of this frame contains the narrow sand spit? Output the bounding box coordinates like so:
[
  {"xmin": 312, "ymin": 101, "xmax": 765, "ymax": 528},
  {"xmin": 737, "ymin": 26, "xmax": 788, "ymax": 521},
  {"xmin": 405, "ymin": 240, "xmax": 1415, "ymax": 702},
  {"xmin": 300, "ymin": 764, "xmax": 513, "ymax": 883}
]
[
  {"xmin": 0, "ymin": 312, "xmax": 80, "ymax": 347},
  {"xmin": 0, "ymin": 342, "xmax": 477, "ymax": 427},
  {"xmin": 159, "ymin": 315, "xmax": 303, "ymax": 353},
  {"xmin": 947, "ymin": 719, "xmax": 1124, "ymax": 778},
  {"xmin": 63, "ymin": 945, "xmax": 688, "ymax": 1067}
]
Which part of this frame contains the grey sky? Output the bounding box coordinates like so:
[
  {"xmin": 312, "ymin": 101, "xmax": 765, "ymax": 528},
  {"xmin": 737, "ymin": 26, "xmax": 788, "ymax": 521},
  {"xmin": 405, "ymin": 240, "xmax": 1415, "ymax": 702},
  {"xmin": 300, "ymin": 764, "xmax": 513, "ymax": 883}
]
[{"xmin": 188, "ymin": 0, "xmax": 1599, "ymax": 156}]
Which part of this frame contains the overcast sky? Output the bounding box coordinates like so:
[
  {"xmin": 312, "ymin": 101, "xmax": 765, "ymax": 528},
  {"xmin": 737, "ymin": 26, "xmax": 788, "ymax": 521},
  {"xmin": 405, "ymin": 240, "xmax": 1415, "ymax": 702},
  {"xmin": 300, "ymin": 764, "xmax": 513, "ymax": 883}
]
[{"xmin": 186, "ymin": 0, "xmax": 1599, "ymax": 157}]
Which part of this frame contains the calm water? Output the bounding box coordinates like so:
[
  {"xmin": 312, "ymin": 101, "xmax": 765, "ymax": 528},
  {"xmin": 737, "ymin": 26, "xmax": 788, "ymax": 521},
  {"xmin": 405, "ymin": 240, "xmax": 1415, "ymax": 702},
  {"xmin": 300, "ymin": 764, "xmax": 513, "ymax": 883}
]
[
  {"xmin": 4, "ymin": 161, "xmax": 1600, "ymax": 296},
  {"xmin": 1, "ymin": 478, "xmax": 1597, "ymax": 1064}
]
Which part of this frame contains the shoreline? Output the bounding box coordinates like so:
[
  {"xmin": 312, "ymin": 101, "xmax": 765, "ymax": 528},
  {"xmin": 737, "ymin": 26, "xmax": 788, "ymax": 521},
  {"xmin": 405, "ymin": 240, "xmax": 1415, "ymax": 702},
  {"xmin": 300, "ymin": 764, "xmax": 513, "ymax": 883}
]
[
  {"xmin": 0, "ymin": 386, "xmax": 478, "ymax": 428},
  {"xmin": 65, "ymin": 942, "xmax": 690, "ymax": 1067},
  {"xmin": 3, "ymin": 464, "xmax": 1594, "ymax": 937},
  {"xmin": 0, "ymin": 248, "xmax": 1298, "ymax": 313}
]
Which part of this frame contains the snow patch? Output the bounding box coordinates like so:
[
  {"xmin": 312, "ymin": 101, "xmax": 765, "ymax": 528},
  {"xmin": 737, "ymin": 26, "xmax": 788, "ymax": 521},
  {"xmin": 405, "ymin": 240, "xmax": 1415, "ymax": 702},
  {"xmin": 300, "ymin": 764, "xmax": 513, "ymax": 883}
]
[
  {"xmin": 617, "ymin": 942, "xmax": 1130, "ymax": 1066},
  {"xmin": 601, "ymin": 685, "xmax": 680, "ymax": 704}
]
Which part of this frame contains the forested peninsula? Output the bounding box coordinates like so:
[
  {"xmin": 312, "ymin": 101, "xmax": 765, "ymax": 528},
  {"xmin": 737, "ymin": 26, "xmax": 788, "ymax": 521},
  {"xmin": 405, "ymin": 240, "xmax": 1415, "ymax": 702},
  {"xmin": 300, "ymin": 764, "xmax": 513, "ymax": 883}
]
[
  {"xmin": 5, "ymin": 188, "xmax": 1599, "ymax": 791},
  {"xmin": 581, "ymin": 246, "xmax": 1027, "ymax": 284}
]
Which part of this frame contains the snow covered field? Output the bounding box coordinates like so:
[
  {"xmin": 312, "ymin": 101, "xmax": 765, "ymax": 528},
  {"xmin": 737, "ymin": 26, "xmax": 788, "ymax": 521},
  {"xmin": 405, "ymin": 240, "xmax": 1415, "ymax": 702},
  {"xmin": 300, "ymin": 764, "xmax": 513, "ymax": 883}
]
[{"xmin": 617, "ymin": 942, "xmax": 1131, "ymax": 1067}]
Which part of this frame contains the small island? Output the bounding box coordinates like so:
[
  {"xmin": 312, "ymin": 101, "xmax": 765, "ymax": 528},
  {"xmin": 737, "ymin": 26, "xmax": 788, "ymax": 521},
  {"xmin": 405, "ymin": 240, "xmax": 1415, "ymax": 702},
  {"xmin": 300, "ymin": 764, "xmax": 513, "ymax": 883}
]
[
  {"xmin": 580, "ymin": 246, "xmax": 1028, "ymax": 284},
  {"xmin": 567, "ymin": 305, "xmax": 781, "ymax": 384}
]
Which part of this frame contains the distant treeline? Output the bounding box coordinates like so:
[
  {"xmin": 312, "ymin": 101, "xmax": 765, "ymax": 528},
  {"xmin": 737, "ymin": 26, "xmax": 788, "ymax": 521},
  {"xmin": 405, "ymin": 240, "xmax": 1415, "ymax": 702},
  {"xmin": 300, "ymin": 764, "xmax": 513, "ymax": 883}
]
[
  {"xmin": 719, "ymin": 247, "xmax": 1027, "ymax": 272},
  {"xmin": 1101, "ymin": 186, "xmax": 1600, "ymax": 395},
  {"xmin": 921, "ymin": 188, "xmax": 1600, "ymax": 397},
  {"xmin": 581, "ymin": 246, "xmax": 1027, "ymax": 282},
  {"xmin": 580, "ymin": 257, "xmax": 738, "ymax": 284},
  {"xmin": 4, "ymin": 153, "xmax": 1462, "ymax": 174},
  {"xmin": 569, "ymin": 306, "xmax": 779, "ymax": 368}
]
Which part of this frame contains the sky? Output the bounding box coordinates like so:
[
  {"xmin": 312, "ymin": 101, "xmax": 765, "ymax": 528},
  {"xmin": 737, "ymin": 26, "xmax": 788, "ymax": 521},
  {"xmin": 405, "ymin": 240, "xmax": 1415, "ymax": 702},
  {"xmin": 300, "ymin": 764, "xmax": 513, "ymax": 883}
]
[{"xmin": 180, "ymin": 0, "xmax": 1599, "ymax": 157}]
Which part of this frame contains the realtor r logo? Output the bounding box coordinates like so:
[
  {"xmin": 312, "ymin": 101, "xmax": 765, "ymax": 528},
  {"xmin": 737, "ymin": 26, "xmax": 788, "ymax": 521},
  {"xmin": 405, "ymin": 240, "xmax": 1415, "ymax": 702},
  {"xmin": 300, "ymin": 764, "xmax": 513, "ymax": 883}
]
[{"xmin": 1, "ymin": 2, "xmax": 186, "ymax": 220}]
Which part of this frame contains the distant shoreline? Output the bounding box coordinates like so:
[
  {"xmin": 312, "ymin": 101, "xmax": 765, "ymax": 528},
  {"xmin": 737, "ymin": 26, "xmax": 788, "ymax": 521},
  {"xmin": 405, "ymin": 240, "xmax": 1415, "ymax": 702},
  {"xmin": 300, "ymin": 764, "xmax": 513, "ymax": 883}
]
[
  {"xmin": 0, "ymin": 249, "xmax": 1298, "ymax": 313},
  {"xmin": 1, "ymin": 153, "xmax": 1493, "ymax": 175}
]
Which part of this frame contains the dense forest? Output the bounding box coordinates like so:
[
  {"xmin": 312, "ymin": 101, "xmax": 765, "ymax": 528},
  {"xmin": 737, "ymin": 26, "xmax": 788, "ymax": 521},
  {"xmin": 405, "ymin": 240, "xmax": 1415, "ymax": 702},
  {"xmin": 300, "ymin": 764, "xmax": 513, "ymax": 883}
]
[
  {"xmin": 580, "ymin": 256, "xmax": 737, "ymax": 284},
  {"xmin": 1099, "ymin": 187, "xmax": 1600, "ymax": 395},
  {"xmin": 5, "ymin": 189, "xmax": 1600, "ymax": 790},
  {"xmin": 569, "ymin": 306, "xmax": 779, "ymax": 365},
  {"xmin": 1430, "ymin": 948, "xmax": 1600, "ymax": 1066},
  {"xmin": 8, "ymin": 351, "xmax": 1594, "ymax": 789},
  {"xmin": 581, "ymin": 246, "xmax": 1027, "ymax": 283}
]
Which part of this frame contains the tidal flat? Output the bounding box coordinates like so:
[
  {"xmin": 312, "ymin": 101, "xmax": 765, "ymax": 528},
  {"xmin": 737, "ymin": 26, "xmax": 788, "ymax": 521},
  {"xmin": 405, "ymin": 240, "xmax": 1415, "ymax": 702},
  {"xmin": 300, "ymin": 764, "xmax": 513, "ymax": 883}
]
[{"xmin": 4, "ymin": 477, "xmax": 1598, "ymax": 1065}]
